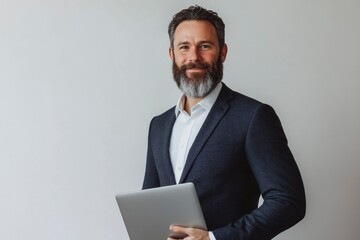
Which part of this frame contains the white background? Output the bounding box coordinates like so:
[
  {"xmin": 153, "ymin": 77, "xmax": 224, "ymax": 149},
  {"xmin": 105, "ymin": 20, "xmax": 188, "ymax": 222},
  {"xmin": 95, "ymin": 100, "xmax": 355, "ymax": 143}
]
[{"xmin": 1, "ymin": 0, "xmax": 359, "ymax": 239}]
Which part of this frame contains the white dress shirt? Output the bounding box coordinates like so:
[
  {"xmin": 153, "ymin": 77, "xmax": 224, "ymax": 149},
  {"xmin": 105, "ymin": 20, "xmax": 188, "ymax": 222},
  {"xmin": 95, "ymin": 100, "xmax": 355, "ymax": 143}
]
[{"xmin": 169, "ymin": 83, "xmax": 222, "ymax": 240}]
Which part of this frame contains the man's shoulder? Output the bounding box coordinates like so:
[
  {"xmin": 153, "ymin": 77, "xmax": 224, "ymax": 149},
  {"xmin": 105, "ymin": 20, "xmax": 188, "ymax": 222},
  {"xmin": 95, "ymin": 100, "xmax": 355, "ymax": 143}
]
[
  {"xmin": 220, "ymin": 83, "xmax": 264, "ymax": 110},
  {"xmin": 156, "ymin": 106, "xmax": 176, "ymax": 118},
  {"xmin": 150, "ymin": 106, "xmax": 176, "ymax": 127}
]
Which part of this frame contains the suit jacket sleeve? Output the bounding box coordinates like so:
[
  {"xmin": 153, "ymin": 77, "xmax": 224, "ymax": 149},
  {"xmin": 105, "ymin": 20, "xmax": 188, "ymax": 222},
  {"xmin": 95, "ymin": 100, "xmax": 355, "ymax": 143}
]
[
  {"xmin": 142, "ymin": 118, "xmax": 160, "ymax": 189},
  {"xmin": 213, "ymin": 104, "xmax": 306, "ymax": 239}
]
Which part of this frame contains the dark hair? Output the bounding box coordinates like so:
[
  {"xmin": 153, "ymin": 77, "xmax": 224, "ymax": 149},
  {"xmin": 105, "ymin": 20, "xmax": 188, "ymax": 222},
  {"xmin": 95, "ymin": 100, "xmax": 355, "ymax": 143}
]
[{"xmin": 168, "ymin": 5, "xmax": 225, "ymax": 50}]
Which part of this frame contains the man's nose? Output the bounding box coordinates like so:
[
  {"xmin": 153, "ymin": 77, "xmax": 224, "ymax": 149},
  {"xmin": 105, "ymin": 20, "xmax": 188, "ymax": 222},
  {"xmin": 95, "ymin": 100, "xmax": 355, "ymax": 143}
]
[{"xmin": 189, "ymin": 48, "xmax": 201, "ymax": 62}]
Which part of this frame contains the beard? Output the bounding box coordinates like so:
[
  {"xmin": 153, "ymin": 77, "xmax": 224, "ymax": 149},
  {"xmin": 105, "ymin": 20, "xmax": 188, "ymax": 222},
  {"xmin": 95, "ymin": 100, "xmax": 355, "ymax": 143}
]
[{"xmin": 172, "ymin": 56, "xmax": 223, "ymax": 98}]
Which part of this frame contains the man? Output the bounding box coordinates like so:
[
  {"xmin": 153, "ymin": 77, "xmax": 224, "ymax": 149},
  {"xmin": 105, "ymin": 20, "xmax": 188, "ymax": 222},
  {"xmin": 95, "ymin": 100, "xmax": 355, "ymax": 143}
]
[{"xmin": 143, "ymin": 5, "xmax": 306, "ymax": 240}]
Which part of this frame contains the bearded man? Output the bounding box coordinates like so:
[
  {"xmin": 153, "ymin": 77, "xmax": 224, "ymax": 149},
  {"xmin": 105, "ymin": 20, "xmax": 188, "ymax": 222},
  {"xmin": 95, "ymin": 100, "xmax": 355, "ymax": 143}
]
[{"xmin": 143, "ymin": 5, "xmax": 306, "ymax": 240}]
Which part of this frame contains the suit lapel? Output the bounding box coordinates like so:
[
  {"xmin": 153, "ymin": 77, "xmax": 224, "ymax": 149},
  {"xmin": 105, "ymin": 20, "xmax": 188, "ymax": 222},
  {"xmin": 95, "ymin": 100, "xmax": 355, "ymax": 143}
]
[{"xmin": 179, "ymin": 84, "xmax": 234, "ymax": 183}]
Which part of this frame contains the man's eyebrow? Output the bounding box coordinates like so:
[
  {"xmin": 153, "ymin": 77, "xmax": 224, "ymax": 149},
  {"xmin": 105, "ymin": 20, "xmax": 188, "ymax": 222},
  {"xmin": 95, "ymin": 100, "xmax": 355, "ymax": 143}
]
[
  {"xmin": 176, "ymin": 40, "xmax": 215, "ymax": 46},
  {"xmin": 176, "ymin": 41, "xmax": 190, "ymax": 46},
  {"xmin": 198, "ymin": 40, "xmax": 215, "ymax": 45}
]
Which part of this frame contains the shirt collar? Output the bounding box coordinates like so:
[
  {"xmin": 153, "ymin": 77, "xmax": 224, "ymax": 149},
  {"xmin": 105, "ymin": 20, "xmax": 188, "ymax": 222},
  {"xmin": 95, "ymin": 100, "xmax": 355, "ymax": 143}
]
[{"xmin": 174, "ymin": 82, "xmax": 223, "ymax": 117}]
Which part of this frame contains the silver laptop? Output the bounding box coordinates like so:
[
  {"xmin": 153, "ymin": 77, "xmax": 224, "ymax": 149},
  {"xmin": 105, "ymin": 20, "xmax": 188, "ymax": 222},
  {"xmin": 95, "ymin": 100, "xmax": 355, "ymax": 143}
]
[{"xmin": 115, "ymin": 182, "xmax": 207, "ymax": 240}]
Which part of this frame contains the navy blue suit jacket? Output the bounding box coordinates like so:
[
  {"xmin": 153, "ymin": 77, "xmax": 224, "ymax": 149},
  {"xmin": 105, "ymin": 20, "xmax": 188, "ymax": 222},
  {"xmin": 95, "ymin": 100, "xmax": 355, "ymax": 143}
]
[{"xmin": 143, "ymin": 83, "xmax": 305, "ymax": 239}]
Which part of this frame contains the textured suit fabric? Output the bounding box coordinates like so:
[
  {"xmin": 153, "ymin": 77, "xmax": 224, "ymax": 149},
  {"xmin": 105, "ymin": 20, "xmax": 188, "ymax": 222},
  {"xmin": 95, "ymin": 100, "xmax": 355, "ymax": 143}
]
[{"xmin": 143, "ymin": 83, "xmax": 306, "ymax": 239}]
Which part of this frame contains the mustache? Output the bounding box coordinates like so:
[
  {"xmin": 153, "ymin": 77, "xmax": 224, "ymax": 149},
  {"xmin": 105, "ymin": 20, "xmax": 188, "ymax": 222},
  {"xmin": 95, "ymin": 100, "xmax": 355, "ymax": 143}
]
[{"xmin": 181, "ymin": 62, "xmax": 210, "ymax": 70}]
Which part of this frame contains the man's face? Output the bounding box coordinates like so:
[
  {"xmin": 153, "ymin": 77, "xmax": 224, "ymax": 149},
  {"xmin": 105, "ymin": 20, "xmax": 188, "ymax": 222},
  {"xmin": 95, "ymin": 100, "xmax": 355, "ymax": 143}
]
[{"xmin": 169, "ymin": 20, "xmax": 227, "ymax": 98}]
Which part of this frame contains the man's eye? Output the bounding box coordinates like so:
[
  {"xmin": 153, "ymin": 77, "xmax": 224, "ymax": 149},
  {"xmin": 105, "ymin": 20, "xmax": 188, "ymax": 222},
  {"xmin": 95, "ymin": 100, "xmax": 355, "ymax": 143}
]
[
  {"xmin": 200, "ymin": 45, "xmax": 210, "ymax": 50},
  {"xmin": 179, "ymin": 46, "xmax": 189, "ymax": 50}
]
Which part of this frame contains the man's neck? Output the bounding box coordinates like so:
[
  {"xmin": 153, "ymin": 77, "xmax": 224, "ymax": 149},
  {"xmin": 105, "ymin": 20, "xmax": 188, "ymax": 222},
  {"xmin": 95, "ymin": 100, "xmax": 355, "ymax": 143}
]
[{"xmin": 184, "ymin": 96, "xmax": 203, "ymax": 115}]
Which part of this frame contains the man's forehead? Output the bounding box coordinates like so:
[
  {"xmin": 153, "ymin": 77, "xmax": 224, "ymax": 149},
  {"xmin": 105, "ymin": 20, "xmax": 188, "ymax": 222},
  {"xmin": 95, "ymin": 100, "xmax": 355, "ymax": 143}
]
[
  {"xmin": 175, "ymin": 20, "xmax": 215, "ymax": 31},
  {"xmin": 173, "ymin": 20, "xmax": 218, "ymax": 41}
]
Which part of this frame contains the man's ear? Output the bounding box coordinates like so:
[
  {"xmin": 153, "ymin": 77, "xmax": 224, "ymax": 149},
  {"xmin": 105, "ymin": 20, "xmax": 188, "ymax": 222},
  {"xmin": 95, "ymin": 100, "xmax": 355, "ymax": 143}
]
[
  {"xmin": 169, "ymin": 47, "xmax": 174, "ymax": 61},
  {"xmin": 221, "ymin": 43, "xmax": 228, "ymax": 62}
]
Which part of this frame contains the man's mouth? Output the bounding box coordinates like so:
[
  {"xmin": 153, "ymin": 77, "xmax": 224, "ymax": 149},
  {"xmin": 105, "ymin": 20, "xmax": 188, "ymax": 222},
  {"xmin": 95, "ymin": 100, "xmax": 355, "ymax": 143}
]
[
  {"xmin": 186, "ymin": 68, "xmax": 205, "ymax": 72},
  {"xmin": 181, "ymin": 62, "xmax": 209, "ymax": 78}
]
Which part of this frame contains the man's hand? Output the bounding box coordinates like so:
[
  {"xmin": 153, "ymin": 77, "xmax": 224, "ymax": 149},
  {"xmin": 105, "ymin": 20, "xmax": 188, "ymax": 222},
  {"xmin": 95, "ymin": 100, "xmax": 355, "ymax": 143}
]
[{"xmin": 167, "ymin": 225, "xmax": 210, "ymax": 240}]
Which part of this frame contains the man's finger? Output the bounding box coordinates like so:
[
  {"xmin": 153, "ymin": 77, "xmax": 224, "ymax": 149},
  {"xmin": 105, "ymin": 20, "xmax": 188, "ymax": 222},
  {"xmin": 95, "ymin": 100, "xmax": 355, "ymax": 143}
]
[{"xmin": 169, "ymin": 225, "xmax": 190, "ymax": 239}]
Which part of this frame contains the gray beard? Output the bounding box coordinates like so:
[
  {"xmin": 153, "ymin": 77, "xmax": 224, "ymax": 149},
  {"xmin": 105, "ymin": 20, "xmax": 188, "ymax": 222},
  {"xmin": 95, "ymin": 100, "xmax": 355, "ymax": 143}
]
[
  {"xmin": 172, "ymin": 55, "xmax": 223, "ymax": 98},
  {"xmin": 178, "ymin": 73, "xmax": 214, "ymax": 98}
]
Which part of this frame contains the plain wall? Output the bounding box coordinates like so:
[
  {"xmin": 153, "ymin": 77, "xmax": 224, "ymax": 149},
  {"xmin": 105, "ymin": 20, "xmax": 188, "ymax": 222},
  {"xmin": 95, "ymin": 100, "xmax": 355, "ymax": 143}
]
[{"xmin": 1, "ymin": 0, "xmax": 359, "ymax": 239}]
